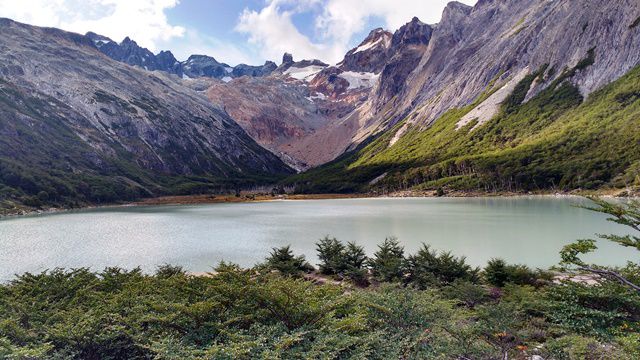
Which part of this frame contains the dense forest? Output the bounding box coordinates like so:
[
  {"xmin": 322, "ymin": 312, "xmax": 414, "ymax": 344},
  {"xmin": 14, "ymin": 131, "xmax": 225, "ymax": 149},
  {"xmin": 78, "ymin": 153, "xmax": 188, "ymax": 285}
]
[{"xmin": 1, "ymin": 199, "xmax": 638, "ymax": 359}]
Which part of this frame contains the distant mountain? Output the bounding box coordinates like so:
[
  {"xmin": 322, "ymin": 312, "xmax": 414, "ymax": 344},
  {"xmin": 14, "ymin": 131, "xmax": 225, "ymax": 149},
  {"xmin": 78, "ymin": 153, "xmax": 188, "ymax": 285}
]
[
  {"xmin": 0, "ymin": 19, "xmax": 291, "ymax": 213},
  {"xmin": 2, "ymin": 0, "xmax": 640, "ymax": 211},
  {"xmin": 292, "ymin": 0, "xmax": 640, "ymax": 194},
  {"xmin": 338, "ymin": 28, "xmax": 393, "ymax": 74},
  {"xmin": 85, "ymin": 32, "xmax": 277, "ymax": 81}
]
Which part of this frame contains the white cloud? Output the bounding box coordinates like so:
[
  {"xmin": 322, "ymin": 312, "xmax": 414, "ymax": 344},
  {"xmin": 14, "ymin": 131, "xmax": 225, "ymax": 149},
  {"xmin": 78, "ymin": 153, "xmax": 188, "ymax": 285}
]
[
  {"xmin": 236, "ymin": 0, "xmax": 477, "ymax": 64},
  {"xmin": 0, "ymin": 0, "xmax": 478, "ymax": 66},
  {"xmin": 236, "ymin": 1, "xmax": 329, "ymax": 64},
  {"xmin": 0, "ymin": 0, "xmax": 185, "ymax": 53}
]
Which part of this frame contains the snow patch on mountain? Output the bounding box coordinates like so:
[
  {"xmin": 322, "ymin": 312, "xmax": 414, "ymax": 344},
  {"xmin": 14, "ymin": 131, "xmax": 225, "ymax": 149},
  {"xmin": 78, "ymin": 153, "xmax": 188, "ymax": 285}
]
[
  {"xmin": 284, "ymin": 65, "xmax": 325, "ymax": 81},
  {"xmin": 338, "ymin": 71, "xmax": 379, "ymax": 90},
  {"xmin": 353, "ymin": 38, "xmax": 384, "ymax": 54}
]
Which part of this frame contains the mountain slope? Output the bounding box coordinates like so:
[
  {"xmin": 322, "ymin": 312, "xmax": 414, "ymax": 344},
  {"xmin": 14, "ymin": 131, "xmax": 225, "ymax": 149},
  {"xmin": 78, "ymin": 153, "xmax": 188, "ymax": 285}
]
[
  {"xmin": 0, "ymin": 19, "xmax": 292, "ymax": 213},
  {"xmin": 289, "ymin": 0, "xmax": 640, "ymax": 194},
  {"xmin": 290, "ymin": 61, "xmax": 640, "ymax": 194}
]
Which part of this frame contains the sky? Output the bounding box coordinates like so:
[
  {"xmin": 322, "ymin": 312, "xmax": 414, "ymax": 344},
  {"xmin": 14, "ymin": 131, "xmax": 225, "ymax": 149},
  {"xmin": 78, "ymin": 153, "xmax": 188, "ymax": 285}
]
[{"xmin": 0, "ymin": 0, "xmax": 477, "ymax": 66}]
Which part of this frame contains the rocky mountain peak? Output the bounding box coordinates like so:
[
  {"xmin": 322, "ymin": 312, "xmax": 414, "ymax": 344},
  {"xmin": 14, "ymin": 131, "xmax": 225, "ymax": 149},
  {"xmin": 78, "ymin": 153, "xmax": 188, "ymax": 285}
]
[
  {"xmin": 391, "ymin": 16, "xmax": 432, "ymax": 48},
  {"xmin": 338, "ymin": 27, "xmax": 392, "ymax": 73},
  {"xmin": 275, "ymin": 54, "xmax": 328, "ymax": 79},
  {"xmin": 282, "ymin": 52, "xmax": 294, "ymax": 65},
  {"xmin": 85, "ymin": 31, "xmax": 276, "ymax": 81},
  {"xmin": 438, "ymin": 1, "xmax": 472, "ymax": 32},
  {"xmin": 371, "ymin": 16, "xmax": 434, "ymax": 110}
]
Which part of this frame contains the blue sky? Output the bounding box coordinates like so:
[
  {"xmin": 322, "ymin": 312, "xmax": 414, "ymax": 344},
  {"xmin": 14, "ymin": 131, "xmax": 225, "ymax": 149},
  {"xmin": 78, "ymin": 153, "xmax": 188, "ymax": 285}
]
[{"xmin": 0, "ymin": 0, "xmax": 476, "ymax": 65}]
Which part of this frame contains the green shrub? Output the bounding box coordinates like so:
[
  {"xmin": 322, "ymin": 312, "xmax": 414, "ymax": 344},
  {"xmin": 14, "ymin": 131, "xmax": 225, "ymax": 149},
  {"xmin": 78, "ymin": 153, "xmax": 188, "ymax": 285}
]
[
  {"xmin": 155, "ymin": 264, "xmax": 187, "ymax": 279},
  {"xmin": 264, "ymin": 246, "xmax": 314, "ymax": 277},
  {"xmin": 342, "ymin": 241, "xmax": 369, "ymax": 285},
  {"xmin": 407, "ymin": 244, "xmax": 479, "ymax": 288},
  {"xmin": 441, "ymin": 279, "xmax": 490, "ymax": 308},
  {"xmin": 545, "ymin": 281, "xmax": 640, "ymax": 337},
  {"xmin": 542, "ymin": 335, "xmax": 626, "ymax": 360},
  {"xmin": 315, "ymin": 237, "xmax": 369, "ymax": 284},
  {"xmin": 485, "ymin": 258, "xmax": 510, "ymax": 287},
  {"xmin": 368, "ymin": 237, "xmax": 406, "ymax": 282},
  {"xmin": 484, "ymin": 258, "xmax": 540, "ymax": 287},
  {"xmin": 315, "ymin": 236, "xmax": 346, "ymax": 275}
]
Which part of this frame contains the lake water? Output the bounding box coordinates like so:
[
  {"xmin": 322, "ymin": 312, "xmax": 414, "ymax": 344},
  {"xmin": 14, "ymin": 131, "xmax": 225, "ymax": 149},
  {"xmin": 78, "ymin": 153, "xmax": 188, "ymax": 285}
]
[{"xmin": 0, "ymin": 197, "xmax": 635, "ymax": 281}]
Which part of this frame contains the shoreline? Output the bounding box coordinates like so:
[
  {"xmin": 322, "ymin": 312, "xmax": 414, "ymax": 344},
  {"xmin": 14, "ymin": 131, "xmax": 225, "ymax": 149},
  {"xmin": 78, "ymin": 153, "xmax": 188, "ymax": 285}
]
[{"xmin": 1, "ymin": 188, "xmax": 635, "ymax": 219}]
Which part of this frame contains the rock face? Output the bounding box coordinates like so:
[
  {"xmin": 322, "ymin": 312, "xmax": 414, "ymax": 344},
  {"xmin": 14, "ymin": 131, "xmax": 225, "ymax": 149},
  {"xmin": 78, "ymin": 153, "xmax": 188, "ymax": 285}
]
[
  {"xmin": 376, "ymin": 0, "xmax": 640, "ymax": 132},
  {"xmin": 205, "ymin": 77, "xmax": 331, "ymax": 170},
  {"xmin": 373, "ymin": 17, "xmax": 433, "ymax": 110},
  {"xmin": 86, "ymin": 32, "xmax": 276, "ymax": 81},
  {"xmin": 198, "ymin": 0, "xmax": 640, "ymax": 171},
  {"xmin": 7, "ymin": 0, "xmax": 639, "ymax": 182},
  {"xmin": 293, "ymin": 0, "xmax": 640, "ymax": 156},
  {"xmin": 337, "ymin": 28, "xmax": 393, "ymax": 74},
  {"xmin": 86, "ymin": 32, "xmax": 184, "ymax": 77},
  {"xmin": 0, "ymin": 18, "xmax": 292, "ymax": 206}
]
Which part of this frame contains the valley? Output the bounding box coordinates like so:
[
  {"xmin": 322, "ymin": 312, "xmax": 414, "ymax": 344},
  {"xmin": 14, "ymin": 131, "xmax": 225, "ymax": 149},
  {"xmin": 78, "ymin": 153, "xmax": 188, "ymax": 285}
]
[{"xmin": 0, "ymin": 0, "xmax": 639, "ymax": 214}]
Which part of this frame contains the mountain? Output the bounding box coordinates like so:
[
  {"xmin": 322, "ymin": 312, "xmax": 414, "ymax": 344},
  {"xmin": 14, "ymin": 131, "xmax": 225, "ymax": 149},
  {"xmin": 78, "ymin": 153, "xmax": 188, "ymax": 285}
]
[
  {"xmin": 337, "ymin": 28, "xmax": 393, "ymax": 73},
  {"xmin": 2, "ymin": 0, "xmax": 640, "ymax": 210},
  {"xmin": 85, "ymin": 32, "xmax": 277, "ymax": 81},
  {"xmin": 0, "ymin": 18, "xmax": 292, "ymax": 213},
  {"xmin": 205, "ymin": 49, "xmax": 385, "ymax": 169},
  {"xmin": 290, "ymin": 0, "xmax": 640, "ymax": 194}
]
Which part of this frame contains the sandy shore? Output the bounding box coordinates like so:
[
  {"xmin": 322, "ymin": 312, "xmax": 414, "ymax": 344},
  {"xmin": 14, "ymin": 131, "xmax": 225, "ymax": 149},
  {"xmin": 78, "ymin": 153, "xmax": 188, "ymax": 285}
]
[
  {"xmin": 133, "ymin": 193, "xmax": 370, "ymax": 206},
  {"xmin": 2, "ymin": 188, "xmax": 635, "ymax": 219},
  {"xmin": 131, "ymin": 187, "xmax": 635, "ymax": 207}
]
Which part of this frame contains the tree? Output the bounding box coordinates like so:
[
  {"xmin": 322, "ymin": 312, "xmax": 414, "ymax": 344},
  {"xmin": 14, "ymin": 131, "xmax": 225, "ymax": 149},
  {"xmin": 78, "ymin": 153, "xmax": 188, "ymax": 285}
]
[
  {"xmin": 407, "ymin": 244, "xmax": 478, "ymax": 288},
  {"xmin": 316, "ymin": 236, "xmax": 346, "ymax": 275},
  {"xmin": 560, "ymin": 197, "xmax": 640, "ymax": 293},
  {"xmin": 265, "ymin": 245, "xmax": 313, "ymax": 277},
  {"xmin": 344, "ymin": 241, "xmax": 367, "ymax": 270},
  {"xmin": 343, "ymin": 241, "xmax": 369, "ymax": 285},
  {"xmin": 485, "ymin": 258, "xmax": 509, "ymax": 287},
  {"xmin": 369, "ymin": 237, "xmax": 406, "ymax": 282}
]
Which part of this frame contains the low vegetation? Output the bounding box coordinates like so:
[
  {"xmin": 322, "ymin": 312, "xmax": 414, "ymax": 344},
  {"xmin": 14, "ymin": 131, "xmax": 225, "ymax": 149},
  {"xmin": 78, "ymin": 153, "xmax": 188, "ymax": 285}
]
[{"xmin": 1, "ymin": 198, "xmax": 639, "ymax": 359}]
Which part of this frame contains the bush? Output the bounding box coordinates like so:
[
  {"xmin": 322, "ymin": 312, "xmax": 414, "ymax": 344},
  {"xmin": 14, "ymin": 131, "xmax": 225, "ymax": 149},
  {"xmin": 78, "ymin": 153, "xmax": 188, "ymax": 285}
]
[
  {"xmin": 264, "ymin": 245, "xmax": 313, "ymax": 277},
  {"xmin": 441, "ymin": 279, "xmax": 490, "ymax": 308},
  {"xmin": 484, "ymin": 258, "xmax": 539, "ymax": 287},
  {"xmin": 485, "ymin": 258, "xmax": 509, "ymax": 287},
  {"xmin": 407, "ymin": 244, "xmax": 479, "ymax": 288},
  {"xmin": 542, "ymin": 335, "xmax": 627, "ymax": 360},
  {"xmin": 316, "ymin": 236, "xmax": 346, "ymax": 275},
  {"xmin": 342, "ymin": 241, "xmax": 369, "ymax": 285},
  {"xmin": 315, "ymin": 237, "xmax": 369, "ymax": 284},
  {"xmin": 544, "ymin": 280, "xmax": 640, "ymax": 338},
  {"xmin": 368, "ymin": 237, "xmax": 406, "ymax": 282}
]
